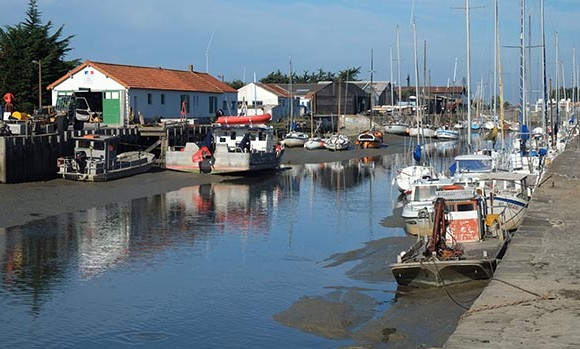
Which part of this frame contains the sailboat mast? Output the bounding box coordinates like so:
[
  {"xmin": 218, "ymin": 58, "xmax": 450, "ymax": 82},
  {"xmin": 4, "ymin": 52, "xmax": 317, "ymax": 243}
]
[
  {"xmin": 397, "ymin": 25, "xmax": 402, "ymax": 120},
  {"xmin": 555, "ymin": 31, "xmax": 560, "ymax": 140},
  {"xmin": 493, "ymin": 0, "xmax": 498, "ymax": 117},
  {"xmin": 497, "ymin": 3, "xmax": 506, "ymax": 149},
  {"xmin": 541, "ymin": 0, "xmax": 548, "ymax": 133},
  {"xmin": 413, "ymin": 18, "xmax": 421, "ymax": 144},
  {"xmin": 289, "ymin": 56, "xmax": 294, "ymax": 125},
  {"xmin": 390, "ymin": 47, "xmax": 395, "ymax": 107},
  {"xmin": 519, "ymin": 0, "xmax": 527, "ymax": 128},
  {"xmin": 466, "ymin": 0, "xmax": 472, "ymax": 148},
  {"xmin": 370, "ymin": 48, "xmax": 374, "ymax": 129}
]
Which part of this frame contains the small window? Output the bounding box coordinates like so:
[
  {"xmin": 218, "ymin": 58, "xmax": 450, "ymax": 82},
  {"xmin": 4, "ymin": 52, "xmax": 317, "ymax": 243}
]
[
  {"xmin": 456, "ymin": 203, "xmax": 475, "ymax": 212},
  {"xmin": 161, "ymin": 94, "xmax": 165, "ymax": 105},
  {"xmin": 230, "ymin": 132, "xmax": 236, "ymax": 140},
  {"xmin": 147, "ymin": 93, "xmax": 152, "ymax": 104},
  {"xmin": 222, "ymin": 100, "xmax": 227, "ymax": 110},
  {"xmin": 209, "ymin": 96, "xmax": 217, "ymax": 113}
]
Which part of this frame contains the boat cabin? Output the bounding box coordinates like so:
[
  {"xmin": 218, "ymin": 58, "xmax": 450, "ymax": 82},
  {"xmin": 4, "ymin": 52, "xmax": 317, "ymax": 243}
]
[
  {"xmin": 449, "ymin": 154, "xmax": 494, "ymax": 176},
  {"xmin": 74, "ymin": 134, "xmax": 119, "ymax": 167},
  {"xmin": 213, "ymin": 124, "xmax": 277, "ymax": 153},
  {"xmin": 436, "ymin": 188, "xmax": 485, "ymax": 243}
]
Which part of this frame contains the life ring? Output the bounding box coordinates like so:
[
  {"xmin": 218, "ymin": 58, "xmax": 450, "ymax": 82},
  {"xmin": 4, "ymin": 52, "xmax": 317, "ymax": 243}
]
[{"xmin": 442, "ymin": 184, "xmax": 464, "ymax": 191}]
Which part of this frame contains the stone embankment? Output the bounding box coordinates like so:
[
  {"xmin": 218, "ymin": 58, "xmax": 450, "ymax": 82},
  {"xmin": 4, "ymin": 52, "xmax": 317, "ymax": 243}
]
[{"xmin": 443, "ymin": 138, "xmax": 580, "ymax": 348}]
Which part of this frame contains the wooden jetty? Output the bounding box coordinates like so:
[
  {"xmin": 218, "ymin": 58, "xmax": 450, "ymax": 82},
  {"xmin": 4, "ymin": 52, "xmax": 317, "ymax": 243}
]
[{"xmin": 0, "ymin": 122, "xmax": 211, "ymax": 183}]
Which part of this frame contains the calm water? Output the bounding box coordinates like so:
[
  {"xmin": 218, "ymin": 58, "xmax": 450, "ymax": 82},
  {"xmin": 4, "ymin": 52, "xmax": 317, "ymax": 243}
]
[{"xmin": 0, "ymin": 136, "xmax": 483, "ymax": 348}]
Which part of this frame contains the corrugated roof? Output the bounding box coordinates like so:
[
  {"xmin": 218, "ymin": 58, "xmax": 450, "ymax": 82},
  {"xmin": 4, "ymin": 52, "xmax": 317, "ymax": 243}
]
[
  {"xmin": 47, "ymin": 60, "xmax": 237, "ymax": 93},
  {"xmin": 258, "ymin": 83, "xmax": 291, "ymax": 97}
]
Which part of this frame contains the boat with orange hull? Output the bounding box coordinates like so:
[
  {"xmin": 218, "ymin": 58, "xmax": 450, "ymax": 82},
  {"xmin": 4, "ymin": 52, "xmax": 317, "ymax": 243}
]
[
  {"xmin": 356, "ymin": 129, "xmax": 384, "ymax": 149},
  {"xmin": 215, "ymin": 114, "xmax": 271, "ymax": 125}
]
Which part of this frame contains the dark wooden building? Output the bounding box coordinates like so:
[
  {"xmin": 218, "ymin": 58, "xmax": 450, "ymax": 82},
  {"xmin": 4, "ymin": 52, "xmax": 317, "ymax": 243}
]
[{"xmin": 311, "ymin": 81, "xmax": 368, "ymax": 115}]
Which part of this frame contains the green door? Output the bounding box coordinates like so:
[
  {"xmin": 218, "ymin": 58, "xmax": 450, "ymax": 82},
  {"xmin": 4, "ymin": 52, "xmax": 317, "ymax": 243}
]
[{"xmin": 102, "ymin": 90, "xmax": 121, "ymax": 125}]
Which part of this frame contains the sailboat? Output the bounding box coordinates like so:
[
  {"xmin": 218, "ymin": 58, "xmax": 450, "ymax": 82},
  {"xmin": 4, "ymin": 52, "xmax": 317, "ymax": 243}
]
[
  {"xmin": 357, "ymin": 48, "xmax": 384, "ymax": 149},
  {"xmin": 282, "ymin": 57, "xmax": 308, "ymax": 148},
  {"xmin": 393, "ymin": 19, "xmax": 439, "ymax": 193}
]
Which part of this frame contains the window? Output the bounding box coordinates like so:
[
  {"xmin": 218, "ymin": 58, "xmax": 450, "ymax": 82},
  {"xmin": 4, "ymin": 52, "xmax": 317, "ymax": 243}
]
[
  {"xmin": 147, "ymin": 93, "xmax": 152, "ymax": 104},
  {"xmin": 209, "ymin": 96, "xmax": 217, "ymax": 113},
  {"xmin": 180, "ymin": 95, "xmax": 190, "ymax": 113},
  {"xmin": 222, "ymin": 100, "xmax": 228, "ymax": 110},
  {"xmin": 161, "ymin": 94, "xmax": 165, "ymax": 105}
]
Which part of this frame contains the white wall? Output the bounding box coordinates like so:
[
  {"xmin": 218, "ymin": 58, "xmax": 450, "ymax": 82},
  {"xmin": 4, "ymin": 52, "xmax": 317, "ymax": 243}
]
[
  {"xmin": 50, "ymin": 66, "xmax": 125, "ymax": 105},
  {"xmin": 129, "ymin": 89, "xmax": 238, "ymax": 121}
]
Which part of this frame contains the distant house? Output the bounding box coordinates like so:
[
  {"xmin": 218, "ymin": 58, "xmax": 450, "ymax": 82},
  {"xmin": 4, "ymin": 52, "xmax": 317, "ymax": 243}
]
[
  {"xmin": 47, "ymin": 60, "xmax": 237, "ymax": 126},
  {"xmin": 311, "ymin": 81, "xmax": 368, "ymax": 115},
  {"xmin": 399, "ymin": 86, "xmax": 466, "ymax": 114},
  {"xmin": 350, "ymin": 81, "xmax": 393, "ymax": 107},
  {"xmin": 237, "ymin": 83, "xmax": 300, "ymax": 122}
]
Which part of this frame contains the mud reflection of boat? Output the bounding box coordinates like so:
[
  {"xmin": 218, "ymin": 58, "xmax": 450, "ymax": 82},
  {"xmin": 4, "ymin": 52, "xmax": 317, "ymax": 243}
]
[
  {"xmin": 57, "ymin": 134, "xmax": 155, "ymax": 181},
  {"xmin": 165, "ymin": 114, "xmax": 284, "ymax": 174},
  {"xmin": 391, "ymin": 188, "xmax": 510, "ymax": 287}
]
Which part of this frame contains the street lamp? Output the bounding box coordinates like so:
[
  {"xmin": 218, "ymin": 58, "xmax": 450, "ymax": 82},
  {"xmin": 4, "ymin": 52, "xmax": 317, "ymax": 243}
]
[{"xmin": 32, "ymin": 59, "xmax": 42, "ymax": 112}]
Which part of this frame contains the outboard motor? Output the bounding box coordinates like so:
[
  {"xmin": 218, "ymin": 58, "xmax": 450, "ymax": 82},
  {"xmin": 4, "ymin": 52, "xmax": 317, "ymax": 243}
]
[{"xmin": 74, "ymin": 151, "xmax": 87, "ymax": 172}]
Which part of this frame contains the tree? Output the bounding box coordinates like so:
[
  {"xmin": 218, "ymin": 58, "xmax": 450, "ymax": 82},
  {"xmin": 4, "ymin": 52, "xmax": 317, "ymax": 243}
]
[
  {"xmin": 0, "ymin": 0, "xmax": 79, "ymax": 113},
  {"xmin": 226, "ymin": 79, "xmax": 245, "ymax": 90},
  {"xmin": 338, "ymin": 66, "xmax": 361, "ymax": 81}
]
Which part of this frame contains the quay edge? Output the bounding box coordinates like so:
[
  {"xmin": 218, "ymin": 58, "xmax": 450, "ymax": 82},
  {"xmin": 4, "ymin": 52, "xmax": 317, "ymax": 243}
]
[{"xmin": 442, "ymin": 137, "xmax": 580, "ymax": 349}]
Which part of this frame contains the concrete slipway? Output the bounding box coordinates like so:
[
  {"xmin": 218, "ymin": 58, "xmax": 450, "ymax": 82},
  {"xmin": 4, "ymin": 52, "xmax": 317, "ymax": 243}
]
[{"xmin": 443, "ymin": 139, "xmax": 580, "ymax": 348}]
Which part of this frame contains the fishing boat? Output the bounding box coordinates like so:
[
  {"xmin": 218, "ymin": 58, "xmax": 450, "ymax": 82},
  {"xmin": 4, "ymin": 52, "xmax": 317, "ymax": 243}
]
[
  {"xmin": 356, "ymin": 129, "xmax": 384, "ymax": 149},
  {"xmin": 57, "ymin": 134, "xmax": 155, "ymax": 182},
  {"xmin": 391, "ymin": 188, "xmax": 510, "ymax": 287},
  {"xmin": 165, "ymin": 116, "xmax": 284, "ymax": 174},
  {"xmin": 303, "ymin": 137, "xmax": 325, "ymax": 150},
  {"xmin": 324, "ymin": 134, "xmax": 350, "ymax": 151}
]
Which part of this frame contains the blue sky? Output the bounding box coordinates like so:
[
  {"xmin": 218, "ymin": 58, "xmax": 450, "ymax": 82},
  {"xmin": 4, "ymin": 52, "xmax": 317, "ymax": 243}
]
[{"xmin": 1, "ymin": 0, "xmax": 578, "ymax": 103}]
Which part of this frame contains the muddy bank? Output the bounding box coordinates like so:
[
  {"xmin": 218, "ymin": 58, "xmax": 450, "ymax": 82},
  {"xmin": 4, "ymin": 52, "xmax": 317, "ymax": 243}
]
[
  {"xmin": 0, "ymin": 134, "xmax": 412, "ymax": 229},
  {"xmin": 275, "ymin": 236, "xmax": 488, "ymax": 348}
]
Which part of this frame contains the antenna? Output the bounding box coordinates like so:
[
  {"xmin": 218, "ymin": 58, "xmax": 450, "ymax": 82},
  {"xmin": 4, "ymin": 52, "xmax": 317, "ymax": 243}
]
[
  {"xmin": 206, "ymin": 32, "xmax": 214, "ymax": 73},
  {"xmin": 410, "ymin": 0, "xmax": 416, "ymax": 24}
]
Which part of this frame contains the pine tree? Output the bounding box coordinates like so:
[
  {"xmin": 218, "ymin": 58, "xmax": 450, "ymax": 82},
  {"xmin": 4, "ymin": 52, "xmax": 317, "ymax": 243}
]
[{"xmin": 0, "ymin": 0, "xmax": 79, "ymax": 113}]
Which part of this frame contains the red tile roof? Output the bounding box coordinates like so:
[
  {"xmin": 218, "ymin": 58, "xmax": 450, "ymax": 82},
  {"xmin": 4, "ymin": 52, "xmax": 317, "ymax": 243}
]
[
  {"xmin": 47, "ymin": 60, "xmax": 237, "ymax": 93},
  {"xmin": 258, "ymin": 83, "xmax": 291, "ymax": 97}
]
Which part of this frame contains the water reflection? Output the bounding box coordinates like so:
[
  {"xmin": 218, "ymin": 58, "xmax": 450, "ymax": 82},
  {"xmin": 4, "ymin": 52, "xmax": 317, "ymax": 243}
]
[{"xmin": 1, "ymin": 140, "xmax": 485, "ymax": 348}]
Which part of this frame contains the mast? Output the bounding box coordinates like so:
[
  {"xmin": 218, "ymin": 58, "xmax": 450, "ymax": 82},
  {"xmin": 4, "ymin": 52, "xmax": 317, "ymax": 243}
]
[
  {"xmin": 289, "ymin": 56, "xmax": 294, "ymax": 127},
  {"xmin": 370, "ymin": 48, "xmax": 374, "ymax": 129},
  {"xmin": 466, "ymin": 0, "xmax": 472, "ymax": 149},
  {"xmin": 497, "ymin": 3, "xmax": 506, "ymax": 149},
  {"xmin": 413, "ymin": 18, "xmax": 421, "ymax": 144},
  {"xmin": 519, "ymin": 0, "xmax": 527, "ymax": 129},
  {"xmin": 493, "ymin": 0, "xmax": 498, "ymax": 117},
  {"xmin": 396, "ymin": 25, "xmax": 402, "ymax": 120},
  {"xmin": 390, "ymin": 47, "xmax": 395, "ymax": 107},
  {"xmin": 541, "ymin": 0, "xmax": 548, "ymax": 133},
  {"xmin": 555, "ymin": 31, "xmax": 560, "ymax": 141}
]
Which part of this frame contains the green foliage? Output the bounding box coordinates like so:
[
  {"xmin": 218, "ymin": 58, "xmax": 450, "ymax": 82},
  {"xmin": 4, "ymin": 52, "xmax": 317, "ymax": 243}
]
[
  {"xmin": 226, "ymin": 79, "xmax": 245, "ymax": 90},
  {"xmin": 0, "ymin": 0, "xmax": 79, "ymax": 113},
  {"xmin": 259, "ymin": 66, "xmax": 361, "ymax": 84}
]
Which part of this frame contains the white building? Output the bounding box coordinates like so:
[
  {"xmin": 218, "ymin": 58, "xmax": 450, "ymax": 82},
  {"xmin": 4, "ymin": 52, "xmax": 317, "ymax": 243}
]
[
  {"xmin": 237, "ymin": 83, "xmax": 299, "ymax": 122},
  {"xmin": 47, "ymin": 60, "xmax": 237, "ymax": 126}
]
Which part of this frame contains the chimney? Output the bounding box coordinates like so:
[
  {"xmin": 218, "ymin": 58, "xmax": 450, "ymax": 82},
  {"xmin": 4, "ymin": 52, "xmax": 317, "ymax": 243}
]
[{"xmin": 188, "ymin": 64, "xmax": 194, "ymax": 72}]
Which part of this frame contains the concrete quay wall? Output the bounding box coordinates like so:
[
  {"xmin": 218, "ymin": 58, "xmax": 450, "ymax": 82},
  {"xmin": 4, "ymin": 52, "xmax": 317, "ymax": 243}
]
[{"xmin": 443, "ymin": 139, "xmax": 580, "ymax": 348}]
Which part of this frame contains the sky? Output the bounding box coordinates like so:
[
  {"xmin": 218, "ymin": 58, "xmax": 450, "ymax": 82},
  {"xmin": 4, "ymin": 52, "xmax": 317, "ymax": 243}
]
[{"xmin": 1, "ymin": 0, "xmax": 579, "ymax": 103}]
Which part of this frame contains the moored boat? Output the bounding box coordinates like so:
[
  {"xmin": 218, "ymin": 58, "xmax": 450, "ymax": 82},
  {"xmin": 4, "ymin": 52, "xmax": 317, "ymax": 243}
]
[
  {"xmin": 356, "ymin": 129, "xmax": 384, "ymax": 149},
  {"xmin": 304, "ymin": 137, "xmax": 325, "ymax": 150},
  {"xmin": 281, "ymin": 131, "xmax": 308, "ymax": 148},
  {"xmin": 324, "ymin": 134, "xmax": 351, "ymax": 151},
  {"xmin": 391, "ymin": 189, "xmax": 510, "ymax": 287},
  {"xmin": 165, "ymin": 122, "xmax": 284, "ymax": 174},
  {"xmin": 57, "ymin": 134, "xmax": 155, "ymax": 182}
]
